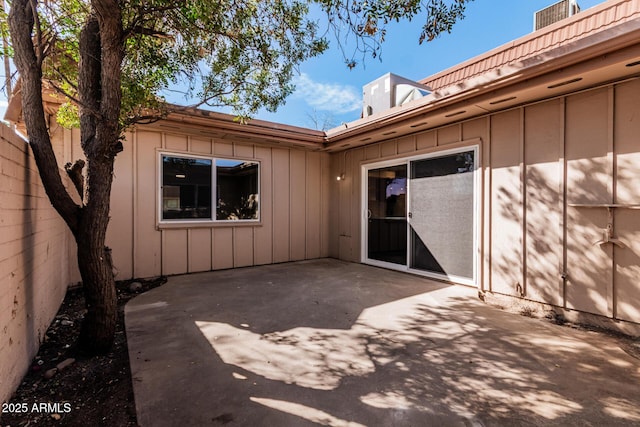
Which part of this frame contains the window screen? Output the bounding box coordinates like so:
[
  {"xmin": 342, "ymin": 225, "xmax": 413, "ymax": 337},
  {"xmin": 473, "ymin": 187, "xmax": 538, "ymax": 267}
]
[{"xmin": 409, "ymin": 151, "xmax": 474, "ymax": 279}]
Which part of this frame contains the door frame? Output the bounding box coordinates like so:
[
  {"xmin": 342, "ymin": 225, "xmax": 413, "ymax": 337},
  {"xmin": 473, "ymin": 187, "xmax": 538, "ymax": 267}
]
[
  {"xmin": 361, "ymin": 157, "xmax": 409, "ymax": 272},
  {"xmin": 361, "ymin": 144, "xmax": 481, "ymax": 286}
]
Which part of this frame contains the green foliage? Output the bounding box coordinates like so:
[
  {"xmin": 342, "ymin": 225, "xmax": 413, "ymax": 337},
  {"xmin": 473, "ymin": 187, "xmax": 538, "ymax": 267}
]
[
  {"xmin": 57, "ymin": 102, "xmax": 81, "ymax": 128},
  {"xmin": 0, "ymin": 7, "xmax": 12, "ymax": 58},
  {"xmin": 316, "ymin": 0, "xmax": 473, "ymax": 67},
  {"xmin": 8, "ymin": 0, "xmax": 472, "ymax": 130}
]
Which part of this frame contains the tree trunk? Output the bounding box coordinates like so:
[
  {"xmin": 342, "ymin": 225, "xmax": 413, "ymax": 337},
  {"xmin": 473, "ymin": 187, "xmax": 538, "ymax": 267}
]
[
  {"xmin": 73, "ymin": 6, "xmax": 123, "ymax": 354},
  {"xmin": 8, "ymin": 0, "xmax": 81, "ymax": 234},
  {"xmin": 76, "ymin": 156, "xmax": 117, "ymax": 354},
  {"xmin": 9, "ymin": 0, "xmax": 124, "ymax": 355},
  {"xmin": 76, "ymin": 241, "xmax": 117, "ymax": 353}
]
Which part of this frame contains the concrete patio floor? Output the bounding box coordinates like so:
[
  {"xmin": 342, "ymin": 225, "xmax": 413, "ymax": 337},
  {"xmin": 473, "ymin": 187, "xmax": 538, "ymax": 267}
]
[{"xmin": 125, "ymin": 259, "xmax": 640, "ymax": 426}]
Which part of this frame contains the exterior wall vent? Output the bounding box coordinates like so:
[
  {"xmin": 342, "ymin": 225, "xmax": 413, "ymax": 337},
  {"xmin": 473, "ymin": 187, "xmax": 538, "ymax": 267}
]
[
  {"xmin": 362, "ymin": 73, "xmax": 431, "ymax": 118},
  {"xmin": 534, "ymin": 0, "xmax": 580, "ymax": 31}
]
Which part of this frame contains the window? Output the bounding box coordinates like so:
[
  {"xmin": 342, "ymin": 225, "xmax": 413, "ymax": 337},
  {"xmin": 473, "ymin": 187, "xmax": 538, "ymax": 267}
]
[
  {"xmin": 216, "ymin": 159, "xmax": 259, "ymax": 220},
  {"xmin": 161, "ymin": 154, "xmax": 259, "ymax": 222}
]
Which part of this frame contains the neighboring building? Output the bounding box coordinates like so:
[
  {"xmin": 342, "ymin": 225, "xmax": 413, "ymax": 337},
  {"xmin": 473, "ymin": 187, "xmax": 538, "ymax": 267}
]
[{"xmin": 6, "ymin": 0, "xmax": 640, "ymax": 337}]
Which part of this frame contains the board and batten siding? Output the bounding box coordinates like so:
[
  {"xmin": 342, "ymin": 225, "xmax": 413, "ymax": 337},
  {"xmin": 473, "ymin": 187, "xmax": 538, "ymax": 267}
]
[
  {"xmin": 331, "ymin": 78, "xmax": 640, "ymax": 330},
  {"xmin": 64, "ymin": 128, "xmax": 331, "ymax": 279}
]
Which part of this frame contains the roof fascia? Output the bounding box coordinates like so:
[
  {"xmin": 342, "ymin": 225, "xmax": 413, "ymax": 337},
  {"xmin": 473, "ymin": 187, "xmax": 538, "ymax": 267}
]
[
  {"xmin": 324, "ymin": 16, "xmax": 640, "ymax": 147},
  {"xmin": 145, "ymin": 107, "xmax": 327, "ymax": 148},
  {"xmin": 419, "ymin": 0, "xmax": 639, "ymax": 90}
]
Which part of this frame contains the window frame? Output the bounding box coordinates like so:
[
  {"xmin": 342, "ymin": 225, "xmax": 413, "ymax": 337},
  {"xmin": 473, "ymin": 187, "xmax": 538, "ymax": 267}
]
[{"xmin": 158, "ymin": 151, "xmax": 261, "ymax": 227}]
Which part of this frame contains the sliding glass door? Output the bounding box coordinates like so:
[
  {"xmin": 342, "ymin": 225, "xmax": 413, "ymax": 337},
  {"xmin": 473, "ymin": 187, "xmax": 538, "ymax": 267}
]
[
  {"xmin": 366, "ymin": 164, "xmax": 408, "ymax": 266},
  {"xmin": 363, "ymin": 147, "xmax": 478, "ymax": 285}
]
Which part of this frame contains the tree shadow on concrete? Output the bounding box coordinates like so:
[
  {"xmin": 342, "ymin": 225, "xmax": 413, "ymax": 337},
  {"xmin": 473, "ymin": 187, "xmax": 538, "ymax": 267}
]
[
  {"xmin": 494, "ymin": 144, "xmax": 640, "ymax": 328},
  {"xmin": 196, "ymin": 293, "xmax": 640, "ymax": 426},
  {"xmin": 127, "ymin": 260, "xmax": 640, "ymax": 426}
]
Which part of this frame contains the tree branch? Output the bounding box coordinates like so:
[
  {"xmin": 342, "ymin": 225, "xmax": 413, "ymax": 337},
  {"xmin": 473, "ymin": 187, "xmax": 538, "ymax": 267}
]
[
  {"xmin": 28, "ymin": 0, "xmax": 44, "ymax": 66},
  {"xmin": 78, "ymin": 15, "xmax": 101, "ymax": 154},
  {"xmin": 64, "ymin": 159, "xmax": 85, "ymax": 201},
  {"xmin": 50, "ymin": 79, "xmax": 81, "ymax": 104},
  {"xmin": 123, "ymin": 114, "xmax": 164, "ymax": 126},
  {"xmin": 8, "ymin": 0, "xmax": 81, "ymax": 235},
  {"xmin": 122, "ymin": 4, "xmax": 183, "ymax": 38},
  {"xmin": 92, "ymin": 0, "xmax": 124, "ymax": 152},
  {"xmin": 128, "ymin": 25, "xmax": 171, "ymax": 39}
]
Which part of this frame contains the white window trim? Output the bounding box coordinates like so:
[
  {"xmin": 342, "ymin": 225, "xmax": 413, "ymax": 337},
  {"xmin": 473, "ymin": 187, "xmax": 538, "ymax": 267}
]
[{"xmin": 158, "ymin": 151, "xmax": 261, "ymax": 226}]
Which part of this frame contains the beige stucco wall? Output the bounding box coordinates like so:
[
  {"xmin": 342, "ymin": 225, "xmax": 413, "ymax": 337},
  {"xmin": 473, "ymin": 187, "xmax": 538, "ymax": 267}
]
[
  {"xmin": 331, "ymin": 78, "xmax": 640, "ymax": 332},
  {"xmin": 0, "ymin": 124, "xmax": 77, "ymax": 403},
  {"xmin": 62, "ymin": 129, "xmax": 332, "ymax": 279}
]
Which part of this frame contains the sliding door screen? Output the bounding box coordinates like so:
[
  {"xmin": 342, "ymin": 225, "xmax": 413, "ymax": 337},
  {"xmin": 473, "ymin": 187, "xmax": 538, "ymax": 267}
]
[{"xmin": 409, "ymin": 151, "xmax": 475, "ymax": 280}]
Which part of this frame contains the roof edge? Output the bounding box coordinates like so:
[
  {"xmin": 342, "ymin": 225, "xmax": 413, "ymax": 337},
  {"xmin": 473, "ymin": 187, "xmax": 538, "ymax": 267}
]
[
  {"xmin": 148, "ymin": 105, "xmax": 327, "ymax": 148},
  {"xmin": 324, "ymin": 4, "xmax": 640, "ymax": 145},
  {"xmin": 419, "ymin": 0, "xmax": 640, "ymax": 91}
]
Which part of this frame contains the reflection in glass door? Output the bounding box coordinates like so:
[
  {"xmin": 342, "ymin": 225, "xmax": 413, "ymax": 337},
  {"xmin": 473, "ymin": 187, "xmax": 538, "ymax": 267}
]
[{"xmin": 367, "ymin": 164, "xmax": 407, "ymax": 266}]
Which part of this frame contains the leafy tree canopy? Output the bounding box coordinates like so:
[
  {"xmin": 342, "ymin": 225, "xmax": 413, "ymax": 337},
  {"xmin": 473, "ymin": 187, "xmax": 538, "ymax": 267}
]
[{"xmin": 3, "ymin": 0, "xmax": 472, "ymax": 129}]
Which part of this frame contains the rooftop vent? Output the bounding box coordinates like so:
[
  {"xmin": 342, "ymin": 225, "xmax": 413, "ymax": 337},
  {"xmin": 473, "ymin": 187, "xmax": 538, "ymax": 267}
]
[
  {"xmin": 362, "ymin": 73, "xmax": 431, "ymax": 118},
  {"xmin": 534, "ymin": 0, "xmax": 580, "ymax": 31}
]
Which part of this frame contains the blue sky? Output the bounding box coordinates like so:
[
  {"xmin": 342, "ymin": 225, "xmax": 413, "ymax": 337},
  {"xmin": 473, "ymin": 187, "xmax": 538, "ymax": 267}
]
[
  {"xmin": 254, "ymin": 0, "xmax": 607, "ymax": 128},
  {"xmin": 0, "ymin": 0, "xmax": 606, "ymax": 128}
]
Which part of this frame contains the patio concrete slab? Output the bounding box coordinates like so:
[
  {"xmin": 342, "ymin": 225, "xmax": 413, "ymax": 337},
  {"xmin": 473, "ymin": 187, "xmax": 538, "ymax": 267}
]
[{"xmin": 125, "ymin": 259, "xmax": 640, "ymax": 426}]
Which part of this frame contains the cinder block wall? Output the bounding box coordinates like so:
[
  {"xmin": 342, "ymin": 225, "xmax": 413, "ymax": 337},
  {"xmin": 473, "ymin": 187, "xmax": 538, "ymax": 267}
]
[{"xmin": 0, "ymin": 124, "xmax": 76, "ymax": 403}]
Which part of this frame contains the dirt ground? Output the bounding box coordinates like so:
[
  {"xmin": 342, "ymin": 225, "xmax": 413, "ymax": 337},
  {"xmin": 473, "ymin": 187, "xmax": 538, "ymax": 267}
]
[{"xmin": 1, "ymin": 277, "xmax": 166, "ymax": 427}]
